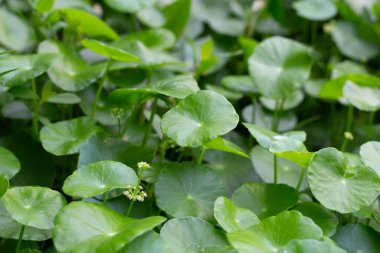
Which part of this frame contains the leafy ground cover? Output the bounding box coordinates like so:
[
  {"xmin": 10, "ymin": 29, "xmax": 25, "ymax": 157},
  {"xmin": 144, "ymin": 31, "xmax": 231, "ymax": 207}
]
[{"xmin": 1, "ymin": 0, "xmax": 380, "ymax": 252}]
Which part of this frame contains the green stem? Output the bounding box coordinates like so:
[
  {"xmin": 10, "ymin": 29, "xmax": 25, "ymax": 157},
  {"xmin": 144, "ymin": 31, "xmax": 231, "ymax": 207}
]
[
  {"xmin": 117, "ymin": 118, "xmax": 122, "ymax": 137},
  {"xmin": 126, "ymin": 171, "xmax": 144, "ymax": 216},
  {"xmin": 142, "ymin": 98, "xmax": 158, "ymax": 147},
  {"xmin": 251, "ymin": 96, "xmax": 257, "ymax": 124},
  {"xmin": 90, "ymin": 61, "xmax": 111, "ymax": 121},
  {"xmin": 273, "ymin": 155, "xmax": 278, "ymax": 184},
  {"xmin": 340, "ymin": 105, "xmax": 354, "ymax": 152},
  {"xmin": 272, "ymin": 98, "xmax": 285, "ymax": 132},
  {"xmin": 366, "ymin": 111, "xmax": 376, "ymax": 141},
  {"xmin": 103, "ymin": 193, "xmax": 107, "ymax": 206},
  {"xmin": 197, "ymin": 147, "xmax": 207, "ymax": 165},
  {"xmin": 31, "ymin": 79, "xmax": 39, "ymax": 139},
  {"xmin": 15, "ymin": 225, "xmax": 25, "ymax": 253},
  {"xmin": 296, "ymin": 167, "xmax": 307, "ymax": 191}
]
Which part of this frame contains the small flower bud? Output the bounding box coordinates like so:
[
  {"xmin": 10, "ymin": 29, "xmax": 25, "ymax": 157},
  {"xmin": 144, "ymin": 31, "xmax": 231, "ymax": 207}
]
[
  {"xmin": 111, "ymin": 107, "xmax": 125, "ymax": 118},
  {"xmin": 344, "ymin": 131, "xmax": 354, "ymax": 140},
  {"xmin": 137, "ymin": 161, "xmax": 150, "ymax": 170}
]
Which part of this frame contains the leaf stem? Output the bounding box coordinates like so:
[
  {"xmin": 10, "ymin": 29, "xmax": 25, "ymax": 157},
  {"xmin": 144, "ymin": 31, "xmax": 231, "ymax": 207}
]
[
  {"xmin": 273, "ymin": 154, "xmax": 278, "ymax": 184},
  {"xmin": 142, "ymin": 98, "xmax": 158, "ymax": 147},
  {"xmin": 340, "ymin": 105, "xmax": 354, "ymax": 152},
  {"xmin": 90, "ymin": 61, "xmax": 111, "ymax": 121},
  {"xmin": 126, "ymin": 170, "xmax": 144, "ymax": 217},
  {"xmin": 31, "ymin": 78, "xmax": 40, "ymax": 139},
  {"xmin": 272, "ymin": 98, "xmax": 285, "ymax": 132},
  {"xmin": 102, "ymin": 192, "xmax": 107, "ymax": 206},
  {"xmin": 197, "ymin": 146, "xmax": 207, "ymax": 165},
  {"xmin": 16, "ymin": 225, "xmax": 25, "ymax": 253},
  {"xmin": 296, "ymin": 167, "xmax": 307, "ymax": 191},
  {"xmin": 366, "ymin": 111, "xmax": 376, "ymax": 141}
]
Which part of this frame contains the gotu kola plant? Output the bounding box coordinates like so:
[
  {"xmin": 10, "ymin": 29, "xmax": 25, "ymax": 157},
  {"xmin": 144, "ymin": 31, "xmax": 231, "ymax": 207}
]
[{"xmin": 1, "ymin": 0, "xmax": 380, "ymax": 252}]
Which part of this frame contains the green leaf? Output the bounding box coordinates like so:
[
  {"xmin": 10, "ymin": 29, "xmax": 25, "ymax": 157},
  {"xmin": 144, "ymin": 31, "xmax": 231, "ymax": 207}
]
[
  {"xmin": 0, "ymin": 147, "xmax": 20, "ymax": 179},
  {"xmin": 320, "ymin": 73, "xmax": 380, "ymax": 99},
  {"xmin": 333, "ymin": 224, "xmax": 380, "ymax": 253},
  {"xmin": 39, "ymin": 40, "xmax": 105, "ymax": 92},
  {"xmin": 269, "ymin": 137, "xmax": 313, "ymax": 167},
  {"xmin": 0, "ymin": 175, "xmax": 9, "ymax": 198},
  {"xmin": 163, "ymin": 0, "xmax": 191, "ymax": 38},
  {"xmin": 104, "ymin": 0, "xmax": 153, "ymax": 13},
  {"xmin": 63, "ymin": 160, "xmax": 138, "ymax": 198},
  {"xmin": 0, "ymin": 201, "xmax": 51, "ymax": 241},
  {"xmin": 110, "ymin": 75, "xmax": 199, "ymax": 104},
  {"xmin": 53, "ymin": 201, "xmax": 166, "ymax": 253},
  {"xmin": 332, "ymin": 21, "xmax": 379, "ymax": 61},
  {"xmin": 360, "ymin": 141, "xmax": 380, "ymax": 177},
  {"xmin": 308, "ymin": 147, "xmax": 380, "ymax": 213},
  {"xmin": 227, "ymin": 211, "xmax": 323, "ymax": 253},
  {"xmin": 243, "ymin": 123, "xmax": 306, "ymax": 149},
  {"xmin": 161, "ymin": 217, "xmax": 234, "ymax": 253},
  {"xmin": 119, "ymin": 28, "xmax": 176, "ymax": 50},
  {"xmin": 81, "ymin": 39, "xmax": 140, "ymax": 62},
  {"xmin": 161, "ymin": 90, "xmax": 239, "ymax": 147},
  {"xmin": 221, "ymin": 75, "xmax": 258, "ymax": 94},
  {"xmin": 293, "ymin": 0, "xmax": 337, "ymax": 21},
  {"xmin": 46, "ymin": 93, "xmax": 81, "ymax": 104},
  {"xmin": 0, "ymin": 8, "xmax": 36, "ymax": 51},
  {"xmin": 231, "ymin": 182, "xmax": 299, "ymax": 219},
  {"xmin": 250, "ymin": 146, "xmax": 308, "ymax": 190},
  {"xmin": 248, "ymin": 36, "xmax": 313, "ymax": 99},
  {"xmin": 30, "ymin": 0, "xmax": 54, "ymax": 13},
  {"xmin": 204, "ymin": 137, "xmax": 250, "ymax": 158},
  {"xmin": 214, "ymin": 197, "xmax": 259, "ymax": 233},
  {"xmin": 0, "ymin": 54, "xmax": 60, "ymax": 86},
  {"xmin": 120, "ymin": 231, "xmax": 168, "ymax": 253},
  {"xmin": 259, "ymin": 89, "xmax": 305, "ymax": 111},
  {"xmin": 40, "ymin": 117, "xmax": 97, "ymax": 156},
  {"xmin": 279, "ymin": 239, "xmax": 347, "ymax": 253},
  {"xmin": 2, "ymin": 186, "xmax": 66, "ymax": 230},
  {"xmin": 58, "ymin": 8, "xmax": 119, "ymax": 40},
  {"xmin": 78, "ymin": 136, "xmax": 154, "ymax": 168},
  {"xmin": 155, "ymin": 162, "xmax": 225, "ymax": 221},
  {"xmin": 292, "ymin": 202, "xmax": 339, "ymax": 236},
  {"xmin": 343, "ymin": 81, "xmax": 380, "ymax": 111}
]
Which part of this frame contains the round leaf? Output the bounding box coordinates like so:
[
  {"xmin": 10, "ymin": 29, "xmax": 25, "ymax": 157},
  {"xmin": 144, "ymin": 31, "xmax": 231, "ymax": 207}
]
[
  {"xmin": 63, "ymin": 160, "xmax": 138, "ymax": 198},
  {"xmin": 248, "ymin": 36, "xmax": 313, "ymax": 99},
  {"xmin": 0, "ymin": 53, "xmax": 60, "ymax": 86},
  {"xmin": 333, "ymin": 224, "xmax": 380, "ymax": 253},
  {"xmin": 2, "ymin": 186, "xmax": 66, "ymax": 230},
  {"xmin": 332, "ymin": 21, "xmax": 379, "ymax": 61},
  {"xmin": 0, "ymin": 8, "xmax": 36, "ymax": 51},
  {"xmin": 0, "ymin": 175, "xmax": 9, "ymax": 198},
  {"xmin": 293, "ymin": 202, "xmax": 339, "ymax": 236},
  {"xmin": 227, "ymin": 211, "xmax": 323, "ymax": 253},
  {"xmin": 161, "ymin": 90, "xmax": 239, "ymax": 147},
  {"xmin": 53, "ymin": 201, "xmax": 166, "ymax": 253},
  {"xmin": 46, "ymin": 93, "xmax": 81, "ymax": 104},
  {"xmin": 360, "ymin": 141, "xmax": 380, "ymax": 177},
  {"xmin": 214, "ymin": 197, "xmax": 259, "ymax": 233},
  {"xmin": 308, "ymin": 147, "xmax": 380, "ymax": 213},
  {"xmin": 105, "ymin": 0, "xmax": 153, "ymax": 13},
  {"xmin": 279, "ymin": 239, "xmax": 346, "ymax": 253},
  {"xmin": 343, "ymin": 81, "xmax": 380, "ymax": 111},
  {"xmin": 293, "ymin": 0, "xmax": 337, "ymax": 21},
  {"xmin": 155, "ymin": 162, "xmax": 226, "ymax": 221},
  {"xmin": 40, "ymin": 117, "xmax": 96, "ymax": 156},
  {"xmin": 121, "ymin": 231, "xmax": 168, "ymax": 253},
  {"xmin": 0, "ymin": 147, "xmax": 20, "ymax": 179},
  {"xmin": 161, "ymin": 217, "xmax": 234, "ymax": 253},
  {"xmin": 231, "ymin": 182, "xmax": 299, "ymax": 219},
  {"xmin": 0, "ymin": 201, "xmax": 51, "ymax": 241},
  {"xmin": 204, "ymin": 137, "xmax": 250, "ymax": 158}
]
